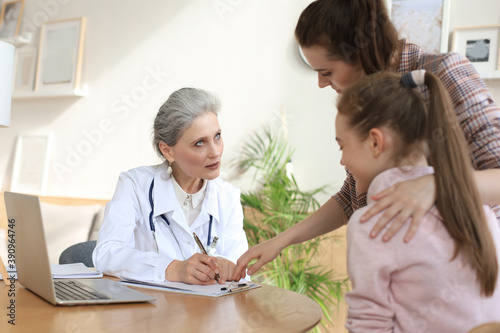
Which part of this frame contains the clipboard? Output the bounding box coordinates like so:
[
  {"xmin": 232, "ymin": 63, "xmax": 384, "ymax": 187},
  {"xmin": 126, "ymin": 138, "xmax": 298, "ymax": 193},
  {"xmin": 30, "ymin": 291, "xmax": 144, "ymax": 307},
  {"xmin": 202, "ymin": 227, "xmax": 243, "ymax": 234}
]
[{"xmin": 119, "ymin": 278, "xmax": 261, "ymax": 297}]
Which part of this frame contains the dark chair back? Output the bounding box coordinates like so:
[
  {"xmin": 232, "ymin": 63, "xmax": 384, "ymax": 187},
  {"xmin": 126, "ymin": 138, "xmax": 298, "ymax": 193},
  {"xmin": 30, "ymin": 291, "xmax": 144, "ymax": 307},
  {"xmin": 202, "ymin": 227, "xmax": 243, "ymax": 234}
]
[{"xmin": 58, "ymin": 240, "xmax": 97, "ymax": 267}]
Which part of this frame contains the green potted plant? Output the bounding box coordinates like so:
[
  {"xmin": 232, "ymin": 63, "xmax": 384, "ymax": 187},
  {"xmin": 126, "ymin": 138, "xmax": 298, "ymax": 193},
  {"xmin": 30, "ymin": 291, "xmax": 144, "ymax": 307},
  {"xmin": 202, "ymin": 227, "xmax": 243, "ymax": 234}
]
[{"xmin": 232, "ymin": 127, "xmax": 349, "ymax": 332}]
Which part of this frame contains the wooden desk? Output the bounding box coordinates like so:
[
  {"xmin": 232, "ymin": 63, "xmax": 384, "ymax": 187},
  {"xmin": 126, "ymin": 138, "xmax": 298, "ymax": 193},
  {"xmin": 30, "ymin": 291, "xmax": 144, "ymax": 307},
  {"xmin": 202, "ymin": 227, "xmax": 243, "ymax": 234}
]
[{"xmin": 1, "ymin": 280, "xmax": 322, "ymax": 332}]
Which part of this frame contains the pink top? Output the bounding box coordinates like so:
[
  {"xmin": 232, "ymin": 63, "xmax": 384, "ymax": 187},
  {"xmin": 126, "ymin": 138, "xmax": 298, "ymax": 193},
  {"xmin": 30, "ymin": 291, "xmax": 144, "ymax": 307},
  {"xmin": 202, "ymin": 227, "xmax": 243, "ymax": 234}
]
[{"xmin": 345, "ymin": 166, "xmax": 500, "ymax": 333}]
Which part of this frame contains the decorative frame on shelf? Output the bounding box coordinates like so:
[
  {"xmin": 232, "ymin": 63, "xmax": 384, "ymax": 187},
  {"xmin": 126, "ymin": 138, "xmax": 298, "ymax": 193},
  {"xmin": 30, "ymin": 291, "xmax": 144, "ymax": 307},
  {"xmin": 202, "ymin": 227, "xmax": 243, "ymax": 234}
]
[
  {"xmin": 13, "ymin": 47, "xmax": 37, "ymax": 91},
  {"xmin": 34, "ymin": 17, "xmax": 86, "ymax": 93},
  {"xmin": 0, "ymin": 0, "xmax": 25, "ymax": 39},
  {"xmin": 452, "ymin": 25, "xmax": 500, "ymax": 74},
  {"xmin": 11, "ymin": 132, "xmax": 54, "ymax": 196},
  {"xmin": 387, "ymin": 0, "xmax": 451, "ymax": 53}
]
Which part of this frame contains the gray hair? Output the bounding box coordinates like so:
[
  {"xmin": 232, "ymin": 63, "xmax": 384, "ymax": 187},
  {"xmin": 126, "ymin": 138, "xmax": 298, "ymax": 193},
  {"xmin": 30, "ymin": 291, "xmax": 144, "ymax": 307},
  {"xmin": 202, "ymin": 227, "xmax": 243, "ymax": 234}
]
[{"xmin": 153, "ymin": 87, "xmax": 221, "ymax": 159}]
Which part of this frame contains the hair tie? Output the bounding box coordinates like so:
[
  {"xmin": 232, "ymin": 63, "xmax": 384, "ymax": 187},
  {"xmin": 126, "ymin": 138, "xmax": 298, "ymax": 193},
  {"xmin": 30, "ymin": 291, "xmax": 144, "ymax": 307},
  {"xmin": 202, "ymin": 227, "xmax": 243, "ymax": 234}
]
[{"xmin": 401, "ymin": 70, "xmax": 426, "ymax": 89}]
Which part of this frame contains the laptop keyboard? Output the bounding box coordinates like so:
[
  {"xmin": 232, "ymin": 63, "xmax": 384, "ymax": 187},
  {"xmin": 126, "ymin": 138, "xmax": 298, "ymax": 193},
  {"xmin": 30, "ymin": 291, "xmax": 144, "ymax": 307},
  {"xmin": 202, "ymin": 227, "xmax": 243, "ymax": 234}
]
[{"xmin": 54, "ymin": 280, "xmax": 111, "ymax": 301}]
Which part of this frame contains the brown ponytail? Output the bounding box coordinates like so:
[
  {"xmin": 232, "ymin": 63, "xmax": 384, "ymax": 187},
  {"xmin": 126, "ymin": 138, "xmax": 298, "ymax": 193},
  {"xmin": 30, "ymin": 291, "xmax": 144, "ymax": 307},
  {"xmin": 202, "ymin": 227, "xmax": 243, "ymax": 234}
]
[
  {"xmin": 295, "ymin": 0, "xmax": 400, "ymax": 74},
  {"xmin": 424, "ymin": 73, "xmax": 498, "ymax": 297},
  {"xmin": 337, "ymin": 71, "xmax": 498, "ymax": 296}
]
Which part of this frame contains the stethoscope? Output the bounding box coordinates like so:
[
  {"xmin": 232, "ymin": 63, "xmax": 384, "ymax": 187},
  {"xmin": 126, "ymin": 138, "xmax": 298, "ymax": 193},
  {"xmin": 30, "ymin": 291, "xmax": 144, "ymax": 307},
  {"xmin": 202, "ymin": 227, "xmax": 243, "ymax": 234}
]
[{"xmin": 148, "ymin": 179, "xmax": 214, "ymax": 259}]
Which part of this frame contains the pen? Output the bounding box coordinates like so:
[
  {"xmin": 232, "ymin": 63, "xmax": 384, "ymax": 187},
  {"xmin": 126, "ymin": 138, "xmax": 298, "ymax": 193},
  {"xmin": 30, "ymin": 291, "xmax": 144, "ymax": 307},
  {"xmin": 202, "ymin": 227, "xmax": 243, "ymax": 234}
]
[
  {"xmin": 221, "ymin": 283, "xmax": 249, "ymax": 292},
  {"xmin": 228, "ymin": 285, "xmax": 250, "ymax": 292},
  {"xmin": 193, "ymin": 232, "xmax": 220, "ymax": 283}
]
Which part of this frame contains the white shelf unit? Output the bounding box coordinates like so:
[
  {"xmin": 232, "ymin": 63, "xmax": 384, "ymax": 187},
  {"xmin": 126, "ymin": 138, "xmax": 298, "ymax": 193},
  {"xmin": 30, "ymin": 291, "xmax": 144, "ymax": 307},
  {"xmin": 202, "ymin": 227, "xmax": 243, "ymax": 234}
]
[
  {"xmin": 12, "ymin": 85, "xmax": 89, "ymax": 99},
  {"xmin": 5, "ymin": 34, "xmax": 89, "ymax": 99},
  {"xmin": 0, "ymin": 34, "xmax": 33, "ymax": 47}
]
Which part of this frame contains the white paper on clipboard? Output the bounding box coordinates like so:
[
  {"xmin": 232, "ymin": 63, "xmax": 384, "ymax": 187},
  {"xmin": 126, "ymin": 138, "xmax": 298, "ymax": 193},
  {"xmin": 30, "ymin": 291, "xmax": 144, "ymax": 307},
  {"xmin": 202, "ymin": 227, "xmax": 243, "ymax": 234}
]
[{"xmin": 119, "ymin": 279, "xmax": 260, "ymax": 297}]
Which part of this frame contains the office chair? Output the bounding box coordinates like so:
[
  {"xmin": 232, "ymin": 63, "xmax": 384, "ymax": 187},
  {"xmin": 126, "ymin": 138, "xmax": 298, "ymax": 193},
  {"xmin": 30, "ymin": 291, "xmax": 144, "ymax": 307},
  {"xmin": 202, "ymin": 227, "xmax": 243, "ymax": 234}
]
[
  {"xmin": 58, "ymin": 240, "xmax": 97, "ymax": 267},
  {"xmin": 467, "ymin": 322, "xmax": 500, "ymax": 333}
]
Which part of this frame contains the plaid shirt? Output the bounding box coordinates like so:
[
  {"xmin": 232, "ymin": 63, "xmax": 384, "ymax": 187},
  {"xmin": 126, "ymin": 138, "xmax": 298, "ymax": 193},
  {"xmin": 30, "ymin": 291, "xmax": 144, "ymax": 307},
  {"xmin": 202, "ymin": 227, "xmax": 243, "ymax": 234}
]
[{"xmin": 333, "ymin": 42, "xmax": 500, "ymax": 222}]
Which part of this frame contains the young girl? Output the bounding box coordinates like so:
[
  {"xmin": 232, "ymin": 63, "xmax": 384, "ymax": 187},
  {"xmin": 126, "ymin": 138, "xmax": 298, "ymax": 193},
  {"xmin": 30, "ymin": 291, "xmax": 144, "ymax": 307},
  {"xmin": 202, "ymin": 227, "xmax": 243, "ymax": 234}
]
[{"xmin": 337, "ymin": 70, "xmax": 500, "ymax": 332}]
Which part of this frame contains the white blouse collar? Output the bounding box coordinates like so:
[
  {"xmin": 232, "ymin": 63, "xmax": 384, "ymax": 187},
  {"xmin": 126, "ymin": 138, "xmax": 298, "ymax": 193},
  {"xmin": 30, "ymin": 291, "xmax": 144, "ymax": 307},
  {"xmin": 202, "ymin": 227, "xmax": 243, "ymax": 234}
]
[{"xmin": 171, "ymin": 176, "xmax": 207, "ymax": 210}]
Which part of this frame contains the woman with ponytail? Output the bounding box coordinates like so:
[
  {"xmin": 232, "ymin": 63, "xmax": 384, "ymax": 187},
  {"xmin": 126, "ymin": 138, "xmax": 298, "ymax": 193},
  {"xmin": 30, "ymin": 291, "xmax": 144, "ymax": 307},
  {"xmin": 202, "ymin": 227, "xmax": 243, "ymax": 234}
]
[
  {"xmin": 338, "ymin": 70, "xmax": 500, "ymax": 332},
  {"xmin": 294, "ymin": 0, "xmax": 500, "ymax": 238}
]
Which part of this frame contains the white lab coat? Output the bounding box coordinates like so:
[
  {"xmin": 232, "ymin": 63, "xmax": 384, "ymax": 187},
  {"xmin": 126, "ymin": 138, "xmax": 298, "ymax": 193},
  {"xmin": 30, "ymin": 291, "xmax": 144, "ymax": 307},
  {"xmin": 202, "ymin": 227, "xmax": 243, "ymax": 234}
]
[{"xmin": 92, "ymin": 163, "xmax": 248, "ymax": 282}]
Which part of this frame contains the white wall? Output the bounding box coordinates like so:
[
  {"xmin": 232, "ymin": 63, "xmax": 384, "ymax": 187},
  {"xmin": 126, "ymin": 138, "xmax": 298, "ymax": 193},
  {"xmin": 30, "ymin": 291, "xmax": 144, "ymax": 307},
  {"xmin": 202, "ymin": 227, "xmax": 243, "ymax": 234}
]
[
  {"xmin": 1, "ymin": 0, "xmax": 499, "ymax": 204},
  {"xmin": 0, "ymin": 0, "xmax": 343, "ymax": 203}
]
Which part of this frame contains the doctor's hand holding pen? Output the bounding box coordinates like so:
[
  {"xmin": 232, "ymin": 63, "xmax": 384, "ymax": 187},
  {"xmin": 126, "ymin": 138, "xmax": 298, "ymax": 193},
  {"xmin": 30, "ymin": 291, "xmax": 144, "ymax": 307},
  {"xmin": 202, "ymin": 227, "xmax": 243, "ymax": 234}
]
[
  {"xmin": 165, "ymin": 232, "xmax": 239, "ymax": 285},
  {"xmin": 165, "ymin": 254, "xmax": 218, "ymax": 285},
  {"xmin": 165, "ymin": 254, "xmax": 238, "ymax": 285}
]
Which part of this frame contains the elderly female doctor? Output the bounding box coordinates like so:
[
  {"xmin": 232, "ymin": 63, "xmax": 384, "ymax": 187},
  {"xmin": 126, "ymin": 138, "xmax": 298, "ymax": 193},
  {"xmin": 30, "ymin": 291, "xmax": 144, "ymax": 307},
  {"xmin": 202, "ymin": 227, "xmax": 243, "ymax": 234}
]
[{"xmin": 92, "ymin": 87, "xmax": 248, "ymax": 285}]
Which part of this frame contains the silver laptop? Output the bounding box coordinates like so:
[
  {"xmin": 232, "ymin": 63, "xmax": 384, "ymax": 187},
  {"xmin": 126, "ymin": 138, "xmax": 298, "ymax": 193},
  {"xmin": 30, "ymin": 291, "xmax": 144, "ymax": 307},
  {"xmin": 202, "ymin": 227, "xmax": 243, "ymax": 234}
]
[{"xmin": 4, "ymin": 191, "xmax": 156, "ymax": 306}]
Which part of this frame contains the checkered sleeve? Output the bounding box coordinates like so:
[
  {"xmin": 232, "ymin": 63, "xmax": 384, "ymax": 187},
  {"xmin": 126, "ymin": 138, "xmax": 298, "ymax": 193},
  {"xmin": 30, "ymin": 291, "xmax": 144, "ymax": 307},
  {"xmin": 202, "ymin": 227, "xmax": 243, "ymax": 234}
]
[
  {"xmin": 333, "ymin": 169, "xmax": 367, "ymax": 221},
  {"xmin": 420, "ymin": 52, "xmax": 500, "ymax": 170}
]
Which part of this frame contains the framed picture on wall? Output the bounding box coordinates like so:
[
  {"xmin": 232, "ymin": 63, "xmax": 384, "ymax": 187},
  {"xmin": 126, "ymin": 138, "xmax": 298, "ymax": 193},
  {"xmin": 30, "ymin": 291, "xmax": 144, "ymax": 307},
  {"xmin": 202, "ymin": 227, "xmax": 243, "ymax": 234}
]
[
  {"xmin": 13, "ymin": 47, "xmax": 37, "ymax": 91},
  {"xmin": 11, "ymin": 132, "xmax": 54, "ymax": 196},
  {"xmin": 34, "ymin": 17, "xmax": 86, "ymax": 92},
  {"xmin": 387, "ymin": 0, "xmax": 450, "ymax": 53},
  {"xmin": 0, "ymin": 0, "xmax": 25, "ymax": 39},
  {"xmin": 452, "ymin": 25, "xmax": 500, "ymax": 73}
]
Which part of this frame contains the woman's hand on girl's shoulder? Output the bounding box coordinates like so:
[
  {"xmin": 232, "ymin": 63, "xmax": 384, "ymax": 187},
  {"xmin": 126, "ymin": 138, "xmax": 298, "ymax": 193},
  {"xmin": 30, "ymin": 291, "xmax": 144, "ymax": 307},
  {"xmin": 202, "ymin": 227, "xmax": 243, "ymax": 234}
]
[{"xmin": 360, "ymin": 174, "xmax": 435, "ymax": 242}]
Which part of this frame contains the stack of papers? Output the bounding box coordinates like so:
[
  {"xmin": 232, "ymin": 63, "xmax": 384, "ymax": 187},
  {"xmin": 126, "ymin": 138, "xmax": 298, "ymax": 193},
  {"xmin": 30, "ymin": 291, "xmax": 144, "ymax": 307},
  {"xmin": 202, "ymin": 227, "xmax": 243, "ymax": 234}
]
[
  {"xmin": 1, "ymin": 263, "xmax": 102, "ymax": 280},
  {"xmin": 120, "ymin": 279, "xmax": 260, "ymax": 297},
  {"xmin": 0, "ymin": 265, "xmax": 16, "ymax": 281},
  {"xmin": 50, "ymin": 263, "xmax": 103, "ymax": 279}
]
